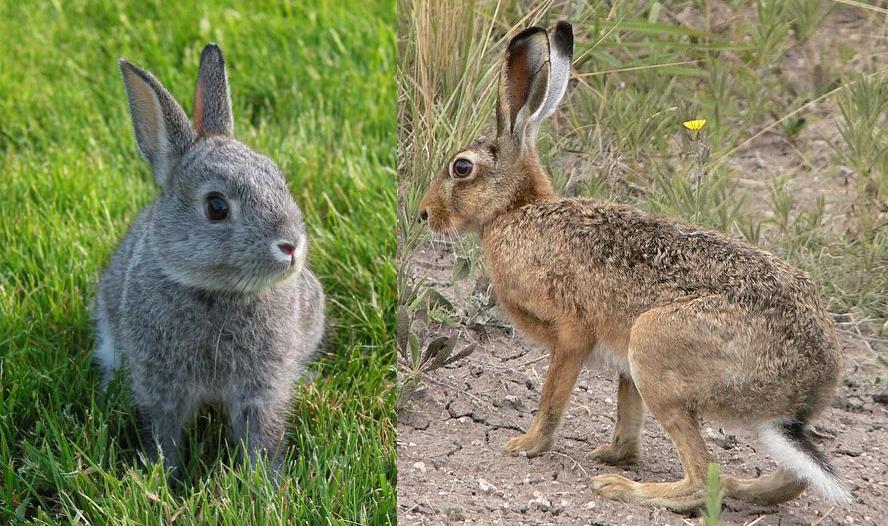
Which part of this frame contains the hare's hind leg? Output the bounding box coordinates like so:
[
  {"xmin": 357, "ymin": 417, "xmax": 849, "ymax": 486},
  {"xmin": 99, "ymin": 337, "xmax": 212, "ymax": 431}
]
[
  {"xmin": 590, "ymin": 403, "xmax": 710, "ymax": 511},
  {"xmin": 591, "ymin": 304, "xmax": 727, "ymax": 511},
  {"xmin": 590, "ymin": 373, "xmax": 644, "ymax": 465},
  {"xmin": 725, "ymin": 420, "xmax": 850, "ymax": 505},
  {"xmin": 505, "ymin": 324, "xmax": 590, "ymax": 457}
]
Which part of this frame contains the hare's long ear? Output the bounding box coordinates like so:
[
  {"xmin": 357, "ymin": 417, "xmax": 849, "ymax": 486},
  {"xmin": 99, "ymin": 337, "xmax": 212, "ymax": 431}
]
[
  {"xmin": 496, "ymin": 21, "xmax": 573, "ymax": 150},
  {"xmin": 193, "ymin": 44, "xmax": 234, "ymax": 137},
  {"xmin": 537, "ymin": 22, "xmax": 573, "ymax": 125},
  {"xmin": 119, "ymin": 60, "xmax": 196, "ymax": 187}
]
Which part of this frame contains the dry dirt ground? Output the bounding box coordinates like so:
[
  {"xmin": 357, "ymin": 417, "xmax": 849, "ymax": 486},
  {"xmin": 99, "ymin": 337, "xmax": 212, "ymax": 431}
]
[{"xmin": 397, "ymin": 245, "xmax": 888, "ymax": 526}]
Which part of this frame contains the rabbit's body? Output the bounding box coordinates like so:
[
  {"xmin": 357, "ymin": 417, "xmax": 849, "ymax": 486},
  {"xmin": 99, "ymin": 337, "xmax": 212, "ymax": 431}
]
[
  {"xmin": 97, "ymin": 45, "xmax": 324, "ymax": 472},
  {"xmin": 96, "ymin": 205, "xmax": 323, "ymax": 403},
  {"xmin": 419, "ymin": 22, "xmax": 849, "ymax": 510}
]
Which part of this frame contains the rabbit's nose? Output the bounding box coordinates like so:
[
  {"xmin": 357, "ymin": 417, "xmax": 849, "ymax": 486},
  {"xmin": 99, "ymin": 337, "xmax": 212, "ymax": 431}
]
[
  {"xmin": 277, "ymin": 242, "xmax": 296, "ymax": 255},
  {"xmin": 418, "ymin": 208, "xmax": 429, "ymax": 222}
]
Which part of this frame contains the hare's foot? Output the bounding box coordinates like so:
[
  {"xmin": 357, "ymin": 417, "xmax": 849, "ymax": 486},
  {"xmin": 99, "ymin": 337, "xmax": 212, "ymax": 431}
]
[
  {"xmin": 590, "ymin": 442, "xmax": 639, "ymax": 465},
  {"xmin": 591, "ymin": 474, "xmax": 705, "ymax": 512},
  {"xmin": 591, "ymin": 374, "xmax": 644, "ymax": 465},
  {"xmin": 722, "ymin": 469, "xmax": 805, "ymax": 505},
  {"xmin": 505, "ymin": 431, "xmax": 553, "ymax": 457},
  {"xmin": 590, "ymin": 473, "xmax": 637, "ymax": 500}
]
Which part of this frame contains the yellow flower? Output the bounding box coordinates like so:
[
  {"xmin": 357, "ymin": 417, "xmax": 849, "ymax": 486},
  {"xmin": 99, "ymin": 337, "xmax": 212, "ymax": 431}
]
[{"xmin": 683, "ymin": 119, "xmax": 707, "ymax": 132}]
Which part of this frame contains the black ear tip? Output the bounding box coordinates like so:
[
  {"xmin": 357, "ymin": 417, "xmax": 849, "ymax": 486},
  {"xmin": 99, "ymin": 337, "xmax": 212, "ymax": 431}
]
[{"xmin": 552, "ymin": 20, "xmax": 574, "ymax": 57}]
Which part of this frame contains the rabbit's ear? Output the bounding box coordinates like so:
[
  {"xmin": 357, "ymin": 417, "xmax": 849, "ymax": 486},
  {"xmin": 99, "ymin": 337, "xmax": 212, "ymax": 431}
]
[
  {"xmin": 496, "ymin": 22, "xmax": 573, "ymax": 150},
  {"xmin": 193, "ymin": 44, "xmax": 234, "ymax": 137},
  {"xmin": 119, "ymin": 59, "xmax": 196, "ymax": 187}
]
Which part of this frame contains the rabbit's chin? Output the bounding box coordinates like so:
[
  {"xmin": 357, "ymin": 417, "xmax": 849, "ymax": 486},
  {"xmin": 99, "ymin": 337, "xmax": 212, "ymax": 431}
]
[{"xmin": 161, "ymin": 261, "xmax": 304, "ymax": 295}]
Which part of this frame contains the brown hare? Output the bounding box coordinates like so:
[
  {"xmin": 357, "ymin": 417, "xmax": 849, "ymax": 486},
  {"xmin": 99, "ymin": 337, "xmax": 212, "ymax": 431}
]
[{"xmin": 418, "ymin": 21, "xmax": 850, "ymax": 511}]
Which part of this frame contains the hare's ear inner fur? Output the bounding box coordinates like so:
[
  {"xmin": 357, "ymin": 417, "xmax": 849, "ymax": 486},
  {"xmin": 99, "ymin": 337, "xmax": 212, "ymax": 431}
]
[
  {"xmin": 497, "ymin": 27, "xmax": 547, "ymax": 143},
  {"xmin": 194, "ymin": 43, "xmax": 234, "ymax": 137},
  {"xmin": 119, "ymin": 60, "xmax": 196, "ymax": 187},
  {"xmin": 496, "ymin": 22, "xmax": 573, "ymax": 149}
]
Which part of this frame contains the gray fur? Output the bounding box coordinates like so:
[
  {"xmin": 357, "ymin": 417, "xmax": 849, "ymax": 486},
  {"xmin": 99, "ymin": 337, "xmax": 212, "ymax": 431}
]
[
  {"xmin": 119, "ymin": 59, "xmax": 196, "ymax": 187},
  {"xmin": 97, "ymin": 44, "xmax": 324, "ymax": 472},
  {"xmin": 194, "ymin": 43, "xmax": 234, "ymax": 137}
]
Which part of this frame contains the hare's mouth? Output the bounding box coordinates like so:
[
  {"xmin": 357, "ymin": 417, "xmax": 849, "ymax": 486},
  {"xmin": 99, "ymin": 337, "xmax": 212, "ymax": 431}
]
[{"xmin": 426, "ymin": 214, "xmax": 463, "ymax": 236}]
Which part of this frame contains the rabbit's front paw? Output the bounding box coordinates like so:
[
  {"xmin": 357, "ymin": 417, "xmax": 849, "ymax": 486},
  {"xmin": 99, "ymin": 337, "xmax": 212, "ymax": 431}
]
[
  {"xmin": 504, "ymin": 432, "xmax": 552, "ymax": 457},
  {"xmin": 590, "ymin": 442, "xmax": 639, "ymax": 465}
]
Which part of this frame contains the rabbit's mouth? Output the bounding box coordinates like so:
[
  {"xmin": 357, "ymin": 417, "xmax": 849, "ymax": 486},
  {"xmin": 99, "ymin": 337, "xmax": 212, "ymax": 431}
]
[
  {"xmin": 269, "ymin": 236, "xmax": 307, "ymax": 275},
  {"xmin": 157, "ymin": 236, "xmax": 307, "ymax": 294},
  {"xmin": 230, "ymin": 256, "xmax": 305, "ymax": 294}
]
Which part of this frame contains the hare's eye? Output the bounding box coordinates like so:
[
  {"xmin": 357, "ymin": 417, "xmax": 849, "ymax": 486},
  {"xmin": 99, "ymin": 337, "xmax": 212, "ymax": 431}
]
[
  {"xmin": 204, "ymin": 193, "xmax": 229, "ymax": 221},
  {"xmin": 452, "ymin": 158, "xmax": 474, "ymax": 179}
]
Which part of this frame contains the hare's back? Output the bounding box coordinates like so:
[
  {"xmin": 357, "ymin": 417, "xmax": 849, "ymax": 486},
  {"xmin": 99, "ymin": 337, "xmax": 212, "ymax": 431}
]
[{"xmin": 514, "ymin": 198, "xmax": 819, "ymax": 313}]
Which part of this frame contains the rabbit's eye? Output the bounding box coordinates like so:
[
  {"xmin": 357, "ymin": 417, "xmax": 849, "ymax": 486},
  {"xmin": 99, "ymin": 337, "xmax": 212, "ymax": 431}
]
[
  {"xmin": 204, "ymin": 193, "xmax": 230, "ymax": 221},
  {"xmin": 452, "ymin": 158, "xmax": 474, "ymax": 179}
]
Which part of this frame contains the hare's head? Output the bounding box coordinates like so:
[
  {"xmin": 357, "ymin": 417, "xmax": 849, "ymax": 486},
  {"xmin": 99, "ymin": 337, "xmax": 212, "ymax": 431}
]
[
  {"xmin": 419, "ymin": 22, "xmax": 573, "ymax": 234},
  {"xmin": 119, "ymin": 44, "xmax": 307, "ymax": 294}
]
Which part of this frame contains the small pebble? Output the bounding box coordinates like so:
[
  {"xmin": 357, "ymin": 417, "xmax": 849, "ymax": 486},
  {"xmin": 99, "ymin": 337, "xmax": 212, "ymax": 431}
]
[
  {"xmin": 478, "ymin": 478, "xmax": 496, "ymax": 494},
  {"xmin": 529, "ymin": 492, "xmax": 553, "ymax": 512}
]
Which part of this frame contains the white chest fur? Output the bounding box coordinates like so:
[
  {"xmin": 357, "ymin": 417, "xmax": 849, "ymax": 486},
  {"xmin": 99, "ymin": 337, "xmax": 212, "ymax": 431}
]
[{"xmin": 585, "ymin": 340, "xmax": 632, "ymax": 377}]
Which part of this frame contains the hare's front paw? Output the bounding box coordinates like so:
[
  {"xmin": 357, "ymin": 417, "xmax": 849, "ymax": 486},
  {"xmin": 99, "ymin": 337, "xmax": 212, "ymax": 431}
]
[
  {"xmin": 590, "ymin": 443, "xmax": 639, "ymax": 465},
  {"xmin": 504, "ymin": 432, "xmax": 552, "ymax": 458}
]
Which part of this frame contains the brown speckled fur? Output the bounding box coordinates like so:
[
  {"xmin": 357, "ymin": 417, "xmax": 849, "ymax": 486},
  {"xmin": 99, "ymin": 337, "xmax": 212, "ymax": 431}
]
[{"xmin": 419, "ymin": 22, "xmax": 846, "ymax": 511}]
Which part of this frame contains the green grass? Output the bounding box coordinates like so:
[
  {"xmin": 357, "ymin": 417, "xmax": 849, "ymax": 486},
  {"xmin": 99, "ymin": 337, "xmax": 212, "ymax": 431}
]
[
  {"xmin": 703, "ymin": 463, "xmax": 724, "ymax": 525},
  {"xmin": 398, "ymin": 0, "xmax": 887, "ymax": 363},
  {"xmin": 0, "ymin": 0, "xmax": 395, "ymax": 523}
]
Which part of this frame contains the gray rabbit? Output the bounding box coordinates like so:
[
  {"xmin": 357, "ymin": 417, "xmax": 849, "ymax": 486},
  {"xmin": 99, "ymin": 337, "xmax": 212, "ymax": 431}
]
[{"xmin": 94, "ymin": 44, "xmax": 325, "ymax": 473}]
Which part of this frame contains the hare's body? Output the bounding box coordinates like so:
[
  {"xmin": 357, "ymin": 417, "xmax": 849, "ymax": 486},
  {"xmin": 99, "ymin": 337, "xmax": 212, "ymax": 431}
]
[
  {"xmin": 484, "ymin": 197, "xmax": 841, "ymax": 424},
  {"xmin": 484, "ymin": 195, "xmax": 841, "ymax": 441},
  {"xmin": 420, "ymin": 22, "xmax": 849, "ymax": 510},
  {"xmin": 97, "ymin": 45, "xmax": 324, "ymax": 472}
]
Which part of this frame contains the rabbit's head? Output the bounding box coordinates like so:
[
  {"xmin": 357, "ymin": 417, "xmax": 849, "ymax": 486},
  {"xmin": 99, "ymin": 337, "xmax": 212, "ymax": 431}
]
[
  {"xmin": 419, "ymin": 22, "xmax": 573, "ymax": 234},
  {"xmin": 119, "ymin": 44, "xmax": 307, "ymax": 293}
]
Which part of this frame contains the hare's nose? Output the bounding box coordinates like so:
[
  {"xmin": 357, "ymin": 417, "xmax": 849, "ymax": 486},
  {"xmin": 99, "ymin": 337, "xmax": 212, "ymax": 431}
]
[
  {"xmin": 277, "ymin": 242, "xmax": 296, "ymax": 255},
  {"xmin": 418, "ymin": 208, "xmax": 429, "ymax": 222}
]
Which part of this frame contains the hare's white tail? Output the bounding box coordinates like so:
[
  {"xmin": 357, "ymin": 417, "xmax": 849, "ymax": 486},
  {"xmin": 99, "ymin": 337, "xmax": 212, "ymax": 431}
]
[{"xmin": 758, "ymin": 420, "xmax": 852, "ymax": 504}]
